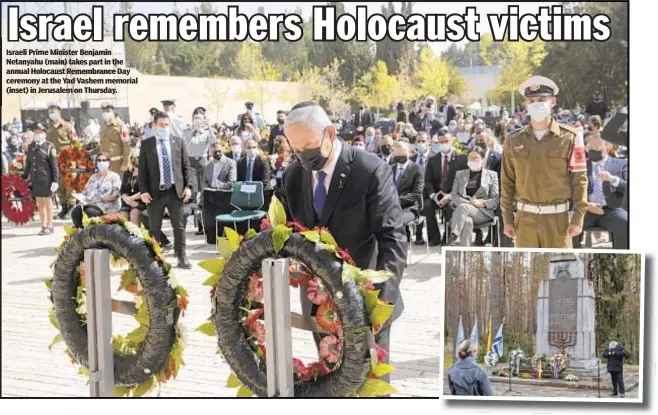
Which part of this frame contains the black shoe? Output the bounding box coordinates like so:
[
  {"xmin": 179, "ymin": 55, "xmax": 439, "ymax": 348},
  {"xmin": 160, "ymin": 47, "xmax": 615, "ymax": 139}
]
[
  {"xmin": 161, "ymin": 241, "xmax": 173, "ymax": 251},
  {"xmin": 177, "ymin": 255, "xmax": 192, "ymax": 269},
  {"xmin": 57, "ymin": 204, "xmax": 70, "ymax": 220},
  {"xmin": 194, "ymin": 230, "xmax": 204, "ymax": 236},
  {"xmin": 609, "ymin": 393, "xmax": 618, "ymax": 397},
  {"xmin": 428, "ymin": 240, "xmax": 441, "ymax": 247},
  {"xmin": 473, "ymin": 239, "xmax": 486, "ymax": 247},
  {"xmin": 414, "ymin": 239, "xmax": 426, "ymax": 246},
  {"xmin": 448, "ymin": 234, "xmax": 459, "ymax": 246},
  {"xmin": 620, "ymin": 393, "xmax": 625, "ymax": 398}
]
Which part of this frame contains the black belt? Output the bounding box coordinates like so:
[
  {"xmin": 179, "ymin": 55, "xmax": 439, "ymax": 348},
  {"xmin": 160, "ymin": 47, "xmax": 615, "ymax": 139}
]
[{"xmin": 159, "ymin": 185, "xmax": 173, "ymax": 191}]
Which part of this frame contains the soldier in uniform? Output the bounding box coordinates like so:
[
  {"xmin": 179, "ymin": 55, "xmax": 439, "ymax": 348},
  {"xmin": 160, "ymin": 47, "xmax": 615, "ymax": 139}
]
[
  {"xmin": 500, "ymin": 76, "xmax": 588, "ymax": 248},
  {"xmin": 99, "ymin": 103, "xmax": 131, "ymax": 175},
  {"xmin": 23, "ymin": 123, "xmax": 59, "ymax": 235},
  {"xmin": 144, "ymin": 107, "xmax": 159, "ymax": 139},
  {"xmin": 184, "ymin": 106, "xmax": 217, "ymax": 235},
  {"xmin": 162, "ymin": 99, "xmax": 189, "ymax": 138},
  {"xmin": 46, "ymin": 103, "xmax": 78, "ymax": 219}
]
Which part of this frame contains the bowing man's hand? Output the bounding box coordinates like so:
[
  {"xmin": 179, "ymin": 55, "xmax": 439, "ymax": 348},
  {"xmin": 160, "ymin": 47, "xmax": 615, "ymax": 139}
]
[
  {"xmin": 182, "ymin": 187, "xmax": 192, "ymax": 202},
  {"xmin": 141, "ymin": 192, "xmax": 152, "ymax": 204}
]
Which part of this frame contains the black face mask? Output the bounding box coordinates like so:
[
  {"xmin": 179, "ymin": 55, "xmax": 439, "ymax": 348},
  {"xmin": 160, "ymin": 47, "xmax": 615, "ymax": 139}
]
[
  {"xmin": 476, "ymin": 140, "xmax": 487, "ymax": 148},
  {"xmin": 213, "ymin": 151, "xmax": 222, "ymax": 161},
  {"xmin": 277, "ymin": 118, "xmax": 284, "ymax": 124},
  {"xmin": 588, "ymin": 150, "xmax": 604, "ymax": 162},
  {"xmin": 380, "ymin": 145, "xmax": 392, "ymax": 156},
  {"xmin": 359, "ymin": 106, "xmax": 365, "ymax": 110},
  {"xmin": 393, "ymin": 156, "xmax": 408, "ymax": 165},
  {"xmin": 296, "ymin": 134, "xmax": 331, "ymax": 171}
]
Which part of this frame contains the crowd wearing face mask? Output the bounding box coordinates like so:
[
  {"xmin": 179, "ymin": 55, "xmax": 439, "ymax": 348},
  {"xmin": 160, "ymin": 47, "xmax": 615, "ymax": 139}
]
[{"xmin": 2, "ymin": 83, "xmax": 627, "ymax": 254}]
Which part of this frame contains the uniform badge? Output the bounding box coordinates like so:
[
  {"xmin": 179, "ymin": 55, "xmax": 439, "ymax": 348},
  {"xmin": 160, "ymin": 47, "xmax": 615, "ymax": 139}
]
[
  {"xmin": 530, "ymin": 84, "xmax": 540, "ymax": 91},
  {"xmin": 514, "ymin": 145, "xmax": 524, "ymax": 150}
]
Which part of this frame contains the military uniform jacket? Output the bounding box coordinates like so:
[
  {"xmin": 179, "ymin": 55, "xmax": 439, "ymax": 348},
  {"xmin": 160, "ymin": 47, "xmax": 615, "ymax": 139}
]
[
  {"xmin": 46, "ymin": 120, "xmax": 75, "ymax": 152},
  {"xmin": 100, "ymin": 118, "xmax": 131, "ymax": 172},
  {"xmin": 22, "ymin": 141, "xmax": 59, "ymax": 196},
  {"xmin": 500, "ymin": 119, "xmax": 588, "ymax": 227}
]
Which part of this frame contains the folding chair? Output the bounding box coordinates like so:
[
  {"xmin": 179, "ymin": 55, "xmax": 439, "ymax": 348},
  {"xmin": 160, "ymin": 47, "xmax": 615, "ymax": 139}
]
[
  {"xmin": 445, "ymin": 216, "xmax": 499, "ymax": 247},
  {"xmin": 215, "ymin": 181, "xmax": 267, "ymax": 249}
]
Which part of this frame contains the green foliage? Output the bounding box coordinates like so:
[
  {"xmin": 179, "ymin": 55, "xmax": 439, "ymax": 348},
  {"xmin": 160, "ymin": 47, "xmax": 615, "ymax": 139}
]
[
  {"xmin": 272, "ymin": 224, "xmax": 292, "ymax": 254},
  {"xmin": 357, "ymin": 60, "xmax": 399, "ymax": 118},
  {"xmin": 196, "ymin": 321, "xmax": 217, "ymax": 337},
  {"xmin": 416, "ymin": 47, "xmax": 451, "ymax": 100}
]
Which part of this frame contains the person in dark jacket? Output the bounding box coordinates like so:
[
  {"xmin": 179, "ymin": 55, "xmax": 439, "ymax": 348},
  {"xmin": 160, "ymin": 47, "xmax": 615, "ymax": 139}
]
[
  {"xmin": 396, "ymin": 102, "xmax": 407, "ymax": 123},
  {"xmin": 603, "ymin": 340, "xmax": 627, "ymax": 397},
  {"xmin": 448, "ymin": 339, "xmax": 493, "ymax": 396},
  {"xmin": 22, "ymin": 123, "xmax": 59, "ymax": 235}
]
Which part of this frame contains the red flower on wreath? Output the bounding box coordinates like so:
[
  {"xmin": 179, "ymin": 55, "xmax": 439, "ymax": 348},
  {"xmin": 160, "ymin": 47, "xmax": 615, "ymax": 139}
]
[
  {"xmin": 248, "ymin": 274, "xmax": 263, "ymax": 303},
  {"xmin": 1, "ymin": 175, "xmax": 35, "ymax": 226},
  {"xmin": 316, "ymin": 301, "xmax": 341, "ymax": 333},
  {"xmin": 319, "ymin": 335, "xmax": 342, "ymax": 363},
  {"xmin": 177, "ymin": 296, "xmax": 189, "ymax": 316},
  {"xmin": 336, "ymin": 247, "xmax": 356, "ymax": 266},
  {"xmin": 243, "ymin": 307, "xmax": 264, "ymax": 327},
  {"xmin": 301, "ymin": 361, "xmax": 331, "ymax": 381},
  {"xmin": 289, "ymin": 266, "xmax": 312, "ymax": 288},
  {"xmin": 8, "ymin": 154, "xmax": 25, "ymax": 175},
  {"xmin": 286, "ymin": 221, "xmax": 309, "ymax": 232},
  {"xmin": 260, "ymin": 218, "xmax": 271, "ymax": 231},
  {"xmin": 307, "ymin": 278, "xmax": 330, "ymax": 305},
  {"xmin": 249, "ymin": 320, "xmax": 266, "ymax": 344},
  {"xmin": 292, "ymin": 358, "xmax": 308, "ymax": 379},
  {"xmin": 374, "ymin": 343, "xmax": 388, "ymax": 363}
]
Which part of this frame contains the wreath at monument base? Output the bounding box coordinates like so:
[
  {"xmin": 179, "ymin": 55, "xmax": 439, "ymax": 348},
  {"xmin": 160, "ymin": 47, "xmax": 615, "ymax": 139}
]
[
  {"xmin": 547, "ymin": 353, "xmax": 569, "ymax": 375},
  {"xmin": 47, "ymin": 213, "xmax": 188, "ymax": 397},
  {"xmin": 1, "ymin": 174, "xmax": 35, "ymax": 225},
  {"xmin": 197, "ymin": 197, "xmax": 397, "ymax": 397}
]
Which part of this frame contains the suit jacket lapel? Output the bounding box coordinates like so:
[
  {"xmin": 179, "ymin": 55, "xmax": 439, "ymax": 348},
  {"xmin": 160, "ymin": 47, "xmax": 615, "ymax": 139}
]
[
  {"xmin": 320, "ymin": 145, "xmax": 351, "ymax": 225},
  {"xmin": 478, "ymin": 170, "xmax": 490, "ymax": 197}
]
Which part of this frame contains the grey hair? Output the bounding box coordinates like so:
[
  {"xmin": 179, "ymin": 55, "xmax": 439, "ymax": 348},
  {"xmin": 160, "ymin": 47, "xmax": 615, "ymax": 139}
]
[
  {"xmin": 393, "ymin": 141, "xmax": 410, "ymax": 154},
  {"xmin": 283, "ymin": 104, "xmax": 332, "ymax": 139}
]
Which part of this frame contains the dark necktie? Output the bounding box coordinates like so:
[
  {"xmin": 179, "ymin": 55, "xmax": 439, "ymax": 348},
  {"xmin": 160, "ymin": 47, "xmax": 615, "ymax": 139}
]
[
  {"xmin": 313, "ymin": 171, "xmax": 327, "ymax": 218},
  {"xmin": 396, "ymin": 168, "xmax": 405, "ymax": 188},
  {"xmin": 159, "ymin": 138, "xmax": 172, "ymax": 189},
  {"xmin": 442, "ymin": 155, "xmax": 449, "ymax": 177},
  {"xmin": 246, "ymin": 158, "xmax": 253, "ymax": 182},
  {"xmin": 418, "ymin": 155, "xmax": 425, "ymax": 166}
]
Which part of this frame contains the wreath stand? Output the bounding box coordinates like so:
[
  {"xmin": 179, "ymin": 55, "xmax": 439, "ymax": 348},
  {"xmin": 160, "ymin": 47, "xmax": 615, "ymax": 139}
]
[{"xmin": 83, "ymin": 248, "xmax": 138, "ymax": 397}]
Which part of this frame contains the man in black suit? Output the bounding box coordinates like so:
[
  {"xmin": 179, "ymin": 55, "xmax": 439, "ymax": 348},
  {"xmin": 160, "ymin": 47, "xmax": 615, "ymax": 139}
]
[
  {"xmin": 280, "ymin": 102, "xmax": 407, "ymax": 384},
  {"xmin": 268, "ymin": 110, "xmax": 286, "ymax": 154},
  {"xmin": 139, "ymin": 112, "xmax": 193, "ymax": 269},
  {"xmin": 422, "ymin": 132, "xmax": 467, "ymax": 246},
  {"xmin": 391, "ymin": 142, "xmax": 424, "ymax": 242},
  {"xmin": 437, "ymin": 96, "xmax": 456, "ymax": 124},
  {"xmin": 238, "ymin": 139, "xmax": 271, "ymax": 189},
  {"xmin": 354, "ymin": 101, "xmax": 375, "ymax": 134}
]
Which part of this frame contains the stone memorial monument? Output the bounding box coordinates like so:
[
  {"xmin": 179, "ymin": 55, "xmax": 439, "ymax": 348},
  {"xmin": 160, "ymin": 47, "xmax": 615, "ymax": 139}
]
[{"xmin": 536, "ymin": 254, "xmax": 601, "ymax": 374}]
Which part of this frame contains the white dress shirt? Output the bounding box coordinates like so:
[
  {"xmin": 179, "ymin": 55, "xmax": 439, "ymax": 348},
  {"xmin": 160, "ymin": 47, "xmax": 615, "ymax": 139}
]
[
  {"xmin": 155, "ymin": 136, "xmax": 176, "ymax": 186},
  {"xmin": 312, "ymin": 140, "xmax": 343, "ymax": 195}
]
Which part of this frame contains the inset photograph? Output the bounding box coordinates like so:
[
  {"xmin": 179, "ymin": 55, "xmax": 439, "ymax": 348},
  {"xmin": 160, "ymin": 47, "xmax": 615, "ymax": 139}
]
[{"xmin": 440, "ymin": 248, "xmax": 644, "ymax": 403}]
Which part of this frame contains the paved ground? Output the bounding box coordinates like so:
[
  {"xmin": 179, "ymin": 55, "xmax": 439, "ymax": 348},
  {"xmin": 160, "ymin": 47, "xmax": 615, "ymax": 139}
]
[
  {"xmin": 0, "ymin": 213, "xmax": 442, "ymax": 397},
  {"xmin": 443, "ymin": 375, "xmax": 640, "ymax": 399}
]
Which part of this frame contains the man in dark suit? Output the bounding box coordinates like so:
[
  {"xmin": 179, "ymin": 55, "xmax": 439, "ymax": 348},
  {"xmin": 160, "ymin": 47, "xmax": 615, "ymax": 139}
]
[
  {"xmin": 574, "ymin": 136, "xmax": 628, "ymax": 249},
  {"xmin": 280, "ymin": 102, "xmax": 407, "ymax": 384},
  {"xmin": 225, "ymin": 136, "xmax": 244, "ymax": 162},
  {"xmin": 268, "ymin": 110, "xmax": 286, "ymax": 154},
  {"xmin": 422, "ymin": 132, "xmax": 467, "ymax": 246},
  {"xmin": 391, "ymin": 142, "xmax": 424, "ymax": 242},
  {"xmin": 437, "ymin": 96, "xmax": 456, "ymax": 124},
  {"xmin": 354, "ymin": 101, "xmax": 375, "ymax": 133},
  {"xmin": 139, "ymin": 112, "xmax": 193, "ymax": 269},
  {"xmin": 238, "ymin": 139, "xmax": 271, "ymax": 189}
]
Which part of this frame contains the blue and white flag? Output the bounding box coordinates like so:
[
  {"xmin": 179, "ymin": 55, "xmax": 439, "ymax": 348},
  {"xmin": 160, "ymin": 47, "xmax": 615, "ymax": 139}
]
[
  {"xmin": 491, "ymin": 323, "xmax": 504, "ymax": 358},
  {"xmin": 470, "ymin": 316, "xmax": 479, "ymax": 344},
  {"xmin": 455, "ymin": 315, "xmax": 465, "ymax": 360}
]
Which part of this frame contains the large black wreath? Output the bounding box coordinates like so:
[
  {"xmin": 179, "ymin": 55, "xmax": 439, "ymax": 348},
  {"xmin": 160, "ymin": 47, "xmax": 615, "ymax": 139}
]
[
  {"xmin": 51, "ymin": 219, "xmax": 180, "ymax": 387},
  {"xmin": 213, "ymin": 230, "xmax": 372, "ymax": 397}
]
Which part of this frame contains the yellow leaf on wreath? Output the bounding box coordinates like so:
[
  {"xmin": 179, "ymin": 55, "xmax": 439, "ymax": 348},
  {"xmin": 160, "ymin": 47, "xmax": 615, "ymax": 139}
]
[
  {"xmin": 226, "ymin": 372, "xmax": 241, "ymax": 388},
  {"xmin": 48, "ymin": 334, "xmax": 63, "ymax": 351},
  {"xmin": 244, "ymin": 228, "xmax": 258, "ymax": 240},
  {"xmin": 202, "ymin": 273, "xmax": 221, "ymax": 287},
  {"xmin": 373, "ymin": 363, "xmax": 396, "ymax": 377},
  {"xmin": 225, "ymin": 227, "xmax": 241, "ymax": 251},
  {"xmin": 363, "ymin": 289, "xmax": 380, "ymax": 313},
  {"xmin": 133, "ymin": 377, "xmax": 154, "ymax": 397},
  {"xmin": 114, "ymin": 386, "xmax": 132, "ymax": 397},
  {"xmin": 299, "ymin": 230, "xmax": 320, "ymax": 243},
  {"xmin": 196, "ymin": 321, "xmax": 216, "ymax": 336},
  {"xmin": 369, "ymin": 302, "xmax": 395, "ymax": 326},
  {"xmin": 45, "ymin": 278, "xmax": 53, "ymax": 291},
  {"xmin": 341, "ymin": 263, "xmax": 360, "ymax": 285},
  {"xmin": 63, "ymin": 222, "xmax": 76, "ymax": 236},
  {"xmin": 268, "ymin": 195, "xmax": 287, "ymax": 227},
  {"xmin": 236, "ymin": 385, "xmax": 254, "ymax": 398},
  {"xmin": 272, "ymin": 224, "xmax": 292, "ymax": 254},
  {"xmin": 198, "ymin": 258, "xmax": 226, "ymax": 275},
  {"xmin": 358, "ymin": 269, "xmax": 394, "ymax": 284},
  {"xmin": 319, "ymin": 231, "xmax": 337, "ymax": 247},
  {"xmin": 217, "ymin": 237, "xmax": 236, "ymax": 259},
  {"xmin": 357, "ymin": 378, "xmax": 397, "ymax": 397},
  {"xmin": 48, "ymin": 307, "xmax": 58, "ymax": 329}
]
